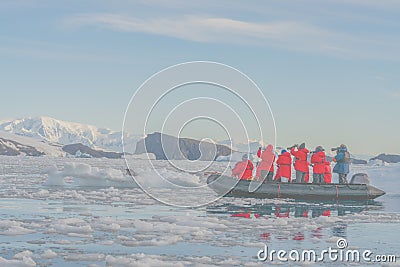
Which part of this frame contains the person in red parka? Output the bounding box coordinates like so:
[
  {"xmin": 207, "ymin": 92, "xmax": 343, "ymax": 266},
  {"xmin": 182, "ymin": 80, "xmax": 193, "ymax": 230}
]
[
  {"xmin": 311, "ymin": 146, "xmax": 326, "ymax": 184},
  {"xmin": 324, "ymin": 161, "xmax": 332, "ymax": 184},
  {"xmin": 290, "ymin": 142, "xmax": 309, "ymax": 183},
  {"xmin": 275, "ymin": 149, "xmax": 292, "ymax": 182},
  {"xmin": 232, "ymin": 154, "xmax": 254, "ymax": 180},
  {"xmin": 256, "ymin": 144, "xmax": 275, "ymax": 182}
]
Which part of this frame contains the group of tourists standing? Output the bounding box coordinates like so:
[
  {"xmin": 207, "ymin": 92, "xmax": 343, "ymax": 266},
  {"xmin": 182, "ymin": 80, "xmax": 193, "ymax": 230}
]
[{"xmin": 231, "ymin": 143, "xmax": 351, "ymax": 184}]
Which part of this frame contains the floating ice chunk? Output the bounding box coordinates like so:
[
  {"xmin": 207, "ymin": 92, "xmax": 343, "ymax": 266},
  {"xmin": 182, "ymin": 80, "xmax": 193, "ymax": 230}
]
[
  {"xmin": 65, "ymin": 253, "xmax": 105, "ymax": 261},
  {"xmin": 105, "ymin": 254, "xmax": 186, "ymax": 267},
  {"xmin": 0, "ymin": 256, "xmax": 36, "ymax": 267},
  {"xmin": 117, "ymin": 235, "xmax": 130, "ymax": 241},
  {"xmin": 95, "ymin": 222, "xmax": 121, "ymax": 232},
  {"xmin": 41, "ymin": 249, "xmax": 57, "ymax": 259},
  {"xmin": 43, "ymin": 166, "xmax": 65, "ymax": 186},
  {"xmin": 0, "ymin": 220, "xmax": 20, "ymax": 229},
  {"xmin": 13, "ymin": 251, "xmax": 33, "ymax": 260},
  {"xmin": 44, "ymin": 163, "xmax": 134, "ymax": 187},
  {"xmin": 98, "ymin": 240, "xmax": 114, "ymax": 245},
  {"xmin": 163, "ymin": 215, "xmax": 228, "ymax": 230},
  {"xmin": 49, "ymin": 218, "xmax": 93, "ymax": 236},
  {"xmin": 54, "ymin": 240, "xmax": 72, "ymax": 245},
  {"xmin": 105, "ymin": 255, "xmax": 132, "ymax": 266},
  {"xmin": 120, "ymin": 235, "xmax": 182, "ymax": 247},
  {"xmin": 134, "ymin": 167, "xmax": 202, "ymax": 188},
  {"xmin": 0, "ymin": 226, "xmax": 35, "ymax": 236},
  {"xmin": 53, "ymin": 224, "xmax": 93, "ymax": 234},
  {"xmin": 67, "ymin": 233, "xmax": 93, "ymax": 238},
  {"xmin": 56, "ymin": 218, "xmax": 87, "ymax": 225},
  {"xmin": 34, "ymin": 189, "xmax": 50, "ymax": 198},
  {"xmin": 327, "ymin": 236, "xmax": 342, "ymax": 243},
  {"xmin": 217, "ymin": 258, "xmax": 242, "ymax": 266},
  {"xmin": 185, "ymin": 256, "xmax": 213, "ymax": 265}
]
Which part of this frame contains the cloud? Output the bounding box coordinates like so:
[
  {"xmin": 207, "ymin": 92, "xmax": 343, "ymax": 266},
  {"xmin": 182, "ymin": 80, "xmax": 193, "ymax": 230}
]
[
  {"xmin": 64, "ymin": 13, "xmax": 400, "ymax": 60},
  {"xmin": 375, "ymin": 76, "xmax": 385, "ymax": 81},
  {"xmin": 391, "ymin": 91, "xmax": 400, "ymax": 98},
  {"xmin": 65, "ymin": 14, "xmax": 334, "ymax": 48},
  {"xmin": 67, "ymin": 14, "xmax": 251, "ymax": 40}
]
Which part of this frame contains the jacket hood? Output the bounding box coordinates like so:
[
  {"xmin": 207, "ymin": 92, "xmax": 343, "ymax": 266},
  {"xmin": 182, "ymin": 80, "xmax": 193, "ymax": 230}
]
[
  {"xmin": 260, "ymin": 145, "xmax": 275, "ymax": 161},
  {"xmin": 265, "ymin": 144, "xmax": 274, "ymax": 152}
]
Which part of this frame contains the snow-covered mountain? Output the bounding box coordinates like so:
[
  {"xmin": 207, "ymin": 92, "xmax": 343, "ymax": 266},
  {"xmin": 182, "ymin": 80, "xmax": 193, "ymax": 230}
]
[{"xmin": 0, "ymin": 117, "xmax": 141, "ymax": 153}]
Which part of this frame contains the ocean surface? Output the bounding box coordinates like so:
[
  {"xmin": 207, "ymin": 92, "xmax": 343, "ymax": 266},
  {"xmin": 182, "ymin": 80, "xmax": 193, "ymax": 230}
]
[{"xmin": 0, "ymin": 156, "xmax": 399, "ymax": 266}]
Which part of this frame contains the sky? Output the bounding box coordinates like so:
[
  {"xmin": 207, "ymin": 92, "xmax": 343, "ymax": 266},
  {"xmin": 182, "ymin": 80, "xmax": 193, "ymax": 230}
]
[{"xmin": 0, "ymin": 0, "xmax": 399, "ymax": 155}]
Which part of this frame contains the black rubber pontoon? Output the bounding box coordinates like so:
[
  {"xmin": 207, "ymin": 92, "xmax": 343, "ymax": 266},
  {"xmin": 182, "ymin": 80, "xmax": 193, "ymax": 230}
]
[{"xmin": 207, "ymin": 174, "xmax": 385, "ymax": 201}]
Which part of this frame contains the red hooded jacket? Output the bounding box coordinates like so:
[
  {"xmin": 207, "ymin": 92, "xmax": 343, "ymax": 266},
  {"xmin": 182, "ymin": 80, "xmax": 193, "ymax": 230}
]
[
  {"xmin": 324, "ymin": 161, "xmax": 332, "ymax": 183},
  {"xmin": 232, "ymin": 160, "xmax": 254, "ymax": 180},
  {"xmin": 275, "ymin": 152, "xmax": 292, "ymax": 181},
  {"xmin": 311, "ymin": 151, "xmax": 326, "ymax": 174},
  {"xmin": 290, "ymin": 147, "xmax": 309, "ymax": 173},
  {"xmin": 256, "ymin": 145, "xmax": 275, "ymax": 178}
]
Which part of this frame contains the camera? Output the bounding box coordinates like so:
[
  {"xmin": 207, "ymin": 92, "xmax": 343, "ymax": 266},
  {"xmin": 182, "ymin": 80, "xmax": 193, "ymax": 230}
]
[
  {"xmin": 287, "ymin": 144, "xmax": 298, "ymax": 150},
  {"xmin": 331, "ymin": 147, "xmax": 339, "ymax": 152}
]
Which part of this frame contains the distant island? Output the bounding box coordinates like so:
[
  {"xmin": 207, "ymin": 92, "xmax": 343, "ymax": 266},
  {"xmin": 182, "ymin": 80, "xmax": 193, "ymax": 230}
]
[
  {"xmin": 370, "ymin": 154, "xmax": 400, "ymax": 164},
  {"xmin": 135, "ymin": 132, "xmax": 232, "ymax": 161},
  {"xmin": 0, "ymin": 116, "xmax": 399, "ymax": 164}
]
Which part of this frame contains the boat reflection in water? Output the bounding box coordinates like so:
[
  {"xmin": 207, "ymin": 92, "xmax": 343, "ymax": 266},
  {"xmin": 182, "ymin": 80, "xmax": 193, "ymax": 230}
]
[
  {"xmin": 207, "ymin": 201, "xmax": 383, "ymax": 242},
  {"xmin": 207, "ymin": 200, "xmax": 383, "ymax": 219}
]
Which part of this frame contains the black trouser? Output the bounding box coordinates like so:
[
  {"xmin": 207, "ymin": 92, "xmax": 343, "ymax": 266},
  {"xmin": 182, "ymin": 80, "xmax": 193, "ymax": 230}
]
[
  {"xmin": 295, "ymin": 170, "xmax": 306, "ymax": 183},
  {"xmin": 313, "ymin": 173, "xmax": 325, "ymax": 184},
  {"xmin": 261, "ymin": 170, "xmax": 274, "ymax": 182},
  {"xmin": 339, "ymin": 173, "xmax": 348, "ymax": 184}
]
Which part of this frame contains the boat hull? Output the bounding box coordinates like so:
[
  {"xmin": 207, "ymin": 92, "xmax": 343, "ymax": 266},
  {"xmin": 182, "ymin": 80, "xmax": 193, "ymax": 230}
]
[{"xmin": 207, "ymin": 174, "xmax": 385, "ymax": 201}]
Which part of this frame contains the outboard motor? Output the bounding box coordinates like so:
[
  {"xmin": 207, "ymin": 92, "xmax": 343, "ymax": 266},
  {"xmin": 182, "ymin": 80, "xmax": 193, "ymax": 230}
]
[{"xmin": 350, "ymin": 173, "xmax": 371, "ymax": 184}]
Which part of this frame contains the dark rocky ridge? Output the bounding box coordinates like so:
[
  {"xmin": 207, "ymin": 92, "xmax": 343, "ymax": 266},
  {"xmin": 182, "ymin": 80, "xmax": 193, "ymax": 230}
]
[
  {"xmin": 0, "ymin": 137, "xmax": 45, "ymax": 156},
  {"xmin": 370, "ymin": 154, "xmax": 400, "ymax": 163},
  {"xmin": 62, "ymin": 143, "xmax": 123, "ymax": 159},
  {"xmin": 135, "ymin": 132, "xmax": 232, "ymax": 160}
]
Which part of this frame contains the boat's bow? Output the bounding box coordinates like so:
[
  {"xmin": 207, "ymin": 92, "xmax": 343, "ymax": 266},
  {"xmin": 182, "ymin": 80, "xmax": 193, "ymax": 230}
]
[
  {"xmin": 367, "ymin": 185, "xmax": 386, "ymax": 199},
  {"xmin": 206, "ymin": 173, "xmax": 220, "ymax": 185}
]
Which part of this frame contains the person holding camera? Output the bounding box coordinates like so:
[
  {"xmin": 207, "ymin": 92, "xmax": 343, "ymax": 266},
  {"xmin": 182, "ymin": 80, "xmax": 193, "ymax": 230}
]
[
  {"xmin": 332, "ymin": 144, "xmax": 350, "ymax": 184},
  {"xmin": 310, "ymin": 146, "xmax": 326, "ymax": 184},
  {"xmin": 289, "ymin": 143, "xmax": 309, "ymax": 183}
]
